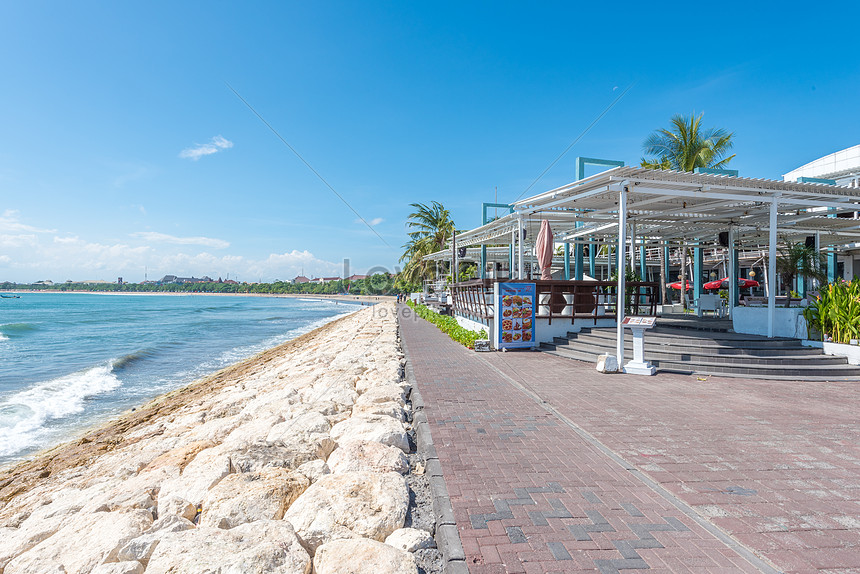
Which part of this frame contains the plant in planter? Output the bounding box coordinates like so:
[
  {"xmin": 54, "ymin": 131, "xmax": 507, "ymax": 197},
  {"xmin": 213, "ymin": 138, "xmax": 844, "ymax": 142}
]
[
  {"xmin": 803, "ymin": 278, "xmax": 860, "ymax": 343},
  {"xmin": 776, "ymin": 240, "xmax": 826, "ymax": 307}
]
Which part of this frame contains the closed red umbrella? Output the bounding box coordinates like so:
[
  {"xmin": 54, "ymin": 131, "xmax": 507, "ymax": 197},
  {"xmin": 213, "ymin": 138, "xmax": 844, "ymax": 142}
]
[{"xmin": 535, "ymin": 220, "xmax": 554, "ymax": 280}]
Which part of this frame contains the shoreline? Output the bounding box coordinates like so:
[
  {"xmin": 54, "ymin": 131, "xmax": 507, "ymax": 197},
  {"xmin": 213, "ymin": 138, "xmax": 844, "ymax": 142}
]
[
  {"xmin": 0, "ymin": 301, "xmax": 438, "ymax": 572},
  {"xmin": 0, "ymin": 308, "xmax": 359, "ymax": 482},
  {"xmin": 1, "ymin": 290, "xmax": 394, "ymax": 305}
]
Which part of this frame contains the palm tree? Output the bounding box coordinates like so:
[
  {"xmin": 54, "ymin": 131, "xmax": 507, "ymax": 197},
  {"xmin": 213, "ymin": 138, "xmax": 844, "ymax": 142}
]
[
  {"xmin": 400, "ymin": 202, "xmax": 456, "ymax": 284},
  {"xmin": 776, "ymin": 240, "xmax": 827, "ymax": 307},
  {"xmin": 640, "ymin": 113, "xmax": 735, "ymax": 172}
]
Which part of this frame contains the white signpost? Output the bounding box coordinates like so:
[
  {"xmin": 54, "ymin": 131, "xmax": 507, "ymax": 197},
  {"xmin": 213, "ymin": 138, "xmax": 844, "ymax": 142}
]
[{"xmin": 621, "ymin": 316, "xmax": 657, "ymax": 375}]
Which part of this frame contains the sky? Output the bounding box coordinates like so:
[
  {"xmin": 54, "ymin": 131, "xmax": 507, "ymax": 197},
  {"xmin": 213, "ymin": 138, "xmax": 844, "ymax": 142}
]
[{"xmin": 1, "ymin": 1, "xmax": 859, "ymax": 283}]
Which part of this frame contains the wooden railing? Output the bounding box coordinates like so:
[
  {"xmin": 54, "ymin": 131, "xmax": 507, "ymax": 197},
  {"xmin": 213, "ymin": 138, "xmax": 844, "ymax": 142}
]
[{"xmin": 450, "ymin": 280, "xmax": 659, "ymax": 325}]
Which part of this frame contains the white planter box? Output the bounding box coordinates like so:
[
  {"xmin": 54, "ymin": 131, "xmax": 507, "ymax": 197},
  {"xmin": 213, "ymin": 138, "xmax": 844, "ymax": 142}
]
[
  {"xmin": 822, "ymin": 341, "xmax": 860, "ymax": 365},
  {"xmin": 732, "ymin": 306, "xmax": 807, "ymax": 339}
]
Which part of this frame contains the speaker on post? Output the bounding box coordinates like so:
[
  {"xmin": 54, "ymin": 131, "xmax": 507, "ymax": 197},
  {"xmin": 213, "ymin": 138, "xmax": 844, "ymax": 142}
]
[{"xmin": 718, "ymin": 232, "xmax": 729, "ymax": 247}]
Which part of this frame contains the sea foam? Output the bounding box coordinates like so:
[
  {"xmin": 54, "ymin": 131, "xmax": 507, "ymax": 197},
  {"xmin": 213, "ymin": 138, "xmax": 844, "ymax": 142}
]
[{"xmin": 0, "ymin": 363, "xmax": 122, "ymax": 457}]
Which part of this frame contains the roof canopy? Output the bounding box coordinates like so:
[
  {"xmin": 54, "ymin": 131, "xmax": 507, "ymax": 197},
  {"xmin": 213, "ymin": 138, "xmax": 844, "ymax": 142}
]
[{"xmin": 449, "ymin": 166, "xmax": 860, "ymax": 250}]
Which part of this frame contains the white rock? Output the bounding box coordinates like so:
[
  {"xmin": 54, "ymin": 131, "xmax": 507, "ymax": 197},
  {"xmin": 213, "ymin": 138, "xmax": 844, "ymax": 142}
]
[
  {"xmin": 595, "ymin": 353, "xmax": 618, "ymax": 373},
  {"xmin": 91, "ymin": 560, "xmax": 145, "ymax": 574},
  {"xmin": 199, "ymin": 467, "xmax": 309, "ymax": 529},
  {"xmin": 155, "ymin": 494, "xmax": 197, "ymax": 522},
  {"xmin": 313, "ymin": 538, "xmax": 417, "ymax": 574},
  {"xmin": 384, "ymin": 528, "xmax": 436, "ymax": 552},
  {"xmin": 266, "ymin": 411, "xmax": 330, "ymax": 444},
  {"xmin": 355, "ymin": 384, "xmax": 407, "ymax": 407},
  {"xmin": 352, "ymin": 400, "xmax": 407, "ymax": 422},
  {"xmin": 327, "ymin": 441, "xmax": 409, "ymax": 475},
  {"xmin": 145, "ymin": 520, "xmax": 310, "ymax": 574},
  {"xmin": 4, "ymin": 509, "xmax": 153, "ymax": 574},
  {"xmin": 330, "ymin": 415, "xmax": 410, "ymax": 453},
  {"xmin": 295, "ymin": 459, "xmax": 330, "ymax": 484},
  {"xmin": 283, "ymin": 471, "xmax": 409, "ymax": 553},
  {"xmin": 156, "ymin": 447, "xmax": 234, "ymax": 509}
]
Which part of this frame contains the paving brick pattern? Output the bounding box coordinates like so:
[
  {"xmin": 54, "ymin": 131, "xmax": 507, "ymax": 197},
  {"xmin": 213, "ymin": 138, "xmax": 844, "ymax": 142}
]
[{"xmin": 399, "ymin": 306, "xmax": 785, "ymax": 573}]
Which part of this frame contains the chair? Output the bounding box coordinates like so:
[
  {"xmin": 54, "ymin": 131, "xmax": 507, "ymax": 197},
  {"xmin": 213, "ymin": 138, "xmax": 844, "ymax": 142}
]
[{"xmin": 696, "ymin": 294, "xmax": 722, "ymax": 318}]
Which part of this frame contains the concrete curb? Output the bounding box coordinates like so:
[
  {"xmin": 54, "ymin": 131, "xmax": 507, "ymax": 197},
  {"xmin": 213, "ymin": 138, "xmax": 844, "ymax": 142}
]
[{"xmin": 398, "ymin": 306, "xmax": 466, "ymax": 574}]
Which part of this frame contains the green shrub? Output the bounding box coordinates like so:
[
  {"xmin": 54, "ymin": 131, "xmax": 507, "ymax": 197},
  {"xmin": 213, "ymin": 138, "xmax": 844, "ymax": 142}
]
[
  {"xmin": 803, "ymin": 278, "xmax": 860, "ymax": 343},
  {"xmin": 405, "ymin": 300, "xmax": 488, "ymax": 349}
]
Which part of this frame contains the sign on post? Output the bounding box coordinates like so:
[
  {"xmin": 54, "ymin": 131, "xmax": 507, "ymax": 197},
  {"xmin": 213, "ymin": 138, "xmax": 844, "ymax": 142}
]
[
  {"xmin": 621, "ymin": 316, "xmax": 657, "ymax": 375},
  {"xmin": 497, "ymin": 283, "xmax": 536, "ymax": 349}
]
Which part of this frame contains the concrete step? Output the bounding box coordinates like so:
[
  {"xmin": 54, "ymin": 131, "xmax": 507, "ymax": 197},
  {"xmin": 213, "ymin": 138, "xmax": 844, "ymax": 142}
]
[
  {"xmin": 546, "ymin": 340, "xmax": 846, "ymax": 366},
  {"xmin": 541, "ymin": 344, "xmax": 860, "ymax": 380}
]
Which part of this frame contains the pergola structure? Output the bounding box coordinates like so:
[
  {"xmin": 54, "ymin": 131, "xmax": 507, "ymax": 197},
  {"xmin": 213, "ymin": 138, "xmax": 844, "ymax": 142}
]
[{"xmin": 435, "ymin": 166, "xmax": 860, "ymax": 358}]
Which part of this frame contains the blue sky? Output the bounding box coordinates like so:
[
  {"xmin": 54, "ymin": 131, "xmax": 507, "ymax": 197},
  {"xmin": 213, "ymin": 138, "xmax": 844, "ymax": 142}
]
[{"xmin": 2, "ymin": 1, "xmax": 859, "ymax": 283}]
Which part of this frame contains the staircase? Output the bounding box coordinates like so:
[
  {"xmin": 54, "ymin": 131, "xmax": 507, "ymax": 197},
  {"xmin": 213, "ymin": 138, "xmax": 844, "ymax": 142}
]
[{"xmin": 541, "ymin": 326, "xmax": 860, "ymax": 381}]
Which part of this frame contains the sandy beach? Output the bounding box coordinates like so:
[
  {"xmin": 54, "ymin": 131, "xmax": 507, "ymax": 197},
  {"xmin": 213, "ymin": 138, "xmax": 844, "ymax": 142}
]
[{"xmin": 0, "ymin": 302, "xmax": 436, "ymax": 573}]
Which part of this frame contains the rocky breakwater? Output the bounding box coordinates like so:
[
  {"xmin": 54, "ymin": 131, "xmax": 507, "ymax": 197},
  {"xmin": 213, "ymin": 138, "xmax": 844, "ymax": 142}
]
[{"xmin": 0, "ymin": 302, "xmax": 436, "ymax": 574}]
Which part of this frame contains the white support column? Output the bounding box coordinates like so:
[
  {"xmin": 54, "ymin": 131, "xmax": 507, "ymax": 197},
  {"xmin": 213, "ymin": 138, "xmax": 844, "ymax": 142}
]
[
  {"xmin": 616, "ymin": 186, "xmax": 629, "ymax": 365},
  {"xmin": 814, "ymin": 232, "xmax": 821, "ymax": 289},
  {"xmin": 630, "ymin": 221, "xmax": 637, "ymax": 271},
  {"xmin": 728, "ymin": 227, "xmax": 735, "ymax": 319},
  {"xmin": 517, "ymin": 214, "xmax": 524, "ymax": 280},
  {"xmin": 767, "ymin": 197, "xmax": 779, "ymax": 338}
]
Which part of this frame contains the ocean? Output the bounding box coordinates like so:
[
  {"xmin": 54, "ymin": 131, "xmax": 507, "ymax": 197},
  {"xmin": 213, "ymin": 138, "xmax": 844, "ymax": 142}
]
[{"xmin": 0, "ymin": 292, "xmax": 361, "ymax": 467}]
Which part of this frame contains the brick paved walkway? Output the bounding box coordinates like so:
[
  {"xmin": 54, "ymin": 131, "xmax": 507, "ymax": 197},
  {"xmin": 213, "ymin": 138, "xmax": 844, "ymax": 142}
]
[{"xmin": 398, "ymin": 305, "xmax": 860, "ymax": 574}]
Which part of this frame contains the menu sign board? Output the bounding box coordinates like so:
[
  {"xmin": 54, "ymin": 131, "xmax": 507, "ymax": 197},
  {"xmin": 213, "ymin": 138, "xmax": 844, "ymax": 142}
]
[
  {"xmin": 498, "ymin": 283, "xmax": 536, "ymax": 349},
  {"xmin": 621, "ymin": 316, "xmax": 656, "ymax": 327}
]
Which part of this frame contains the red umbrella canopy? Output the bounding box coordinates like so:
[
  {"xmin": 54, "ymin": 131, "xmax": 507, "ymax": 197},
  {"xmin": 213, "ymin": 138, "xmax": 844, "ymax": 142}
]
[
  {"xmin": 703, "ymin": 277, "xmax": 761, "ymax": 290},
  {"xmin": 667, "ymin": 280, "xmax": 693, "ymax": 291},
  {"xmin": 535, "ymin": 220, "xmax": 554, "ymax": 280}
]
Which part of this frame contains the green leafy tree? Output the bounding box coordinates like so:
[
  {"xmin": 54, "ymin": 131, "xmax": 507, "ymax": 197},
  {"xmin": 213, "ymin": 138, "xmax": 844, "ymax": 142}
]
[{"xmin": 640, "ymin": 113, "xmax": 735, "ymax": 172}]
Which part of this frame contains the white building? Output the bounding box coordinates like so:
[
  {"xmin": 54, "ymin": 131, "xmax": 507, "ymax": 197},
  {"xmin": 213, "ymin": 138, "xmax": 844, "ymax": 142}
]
[
  {"xmin": 785, "ymin": 144, "xmax": 860, "ymax": 279},
  {"xmin": 784, "ymin": 144, "xmax": 860, "ymax": 188}
]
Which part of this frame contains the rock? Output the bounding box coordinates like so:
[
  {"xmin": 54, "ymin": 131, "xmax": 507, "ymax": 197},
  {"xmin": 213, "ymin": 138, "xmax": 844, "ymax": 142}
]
[
  {"xmin": 0, "ymin": 516, "xmax": 64, "ymax": 572},
  {"xmin": 115, "ymin": 515, "xmax": 195, "ymax": 565},
  {"xmin": 283, "ymin": 471, "xmax": 409, "ymax": 553},
  {"xmin": 313, "ymin": 538, "xmax": 417, "ymax": 574},
  {"xmin": 145, "ymin": 520, "xmax": 310, "ymax": 574},
  {"xmin": 330, "ymin": 415, "xmax": 409, "ymax": 453},
  {"xmin": 155, "ymin": 494, "xmax": 197, "ymax": 522},
  {"xmin": 327, "ymin": 441, "xmax": 409, "ymax": 475},
  {"xmin": 595, "ymin": 353, "xmax": 619, "ymax": 373},
  {"xmin": 227, "ymin": 438, "xmax": 335, "ymax": 473},
  {"xmin": 355, "ymin": 384, "xmax": 407, "ymax": 407},
  {"xmin": 199, "ymin": 468, "xmax": 309, "ymax": 529},
  {"xmin": 91, "ymin": 560, "xmax": 145, "ymax": 574},
  {"xmin": 295, "ymin": 459, "xmax": 330, "ymax": 484},
  {"xmin": 4, "ymin": 509, "xmax": 153, "ymax": 574},
  {"xmin": 384, "ymin": 528, "xmax": 436, "ymax": 552},
  {"xmin": 265, "ymin": 411, "xmax": 330, "ymax": 444},
  {"xmin": 352, "ymin": 400, "xmax": 407, "ymax": 422},
  {"xmin": 156, "ymin": 447, "xmax": 234, "ymax": 510}
]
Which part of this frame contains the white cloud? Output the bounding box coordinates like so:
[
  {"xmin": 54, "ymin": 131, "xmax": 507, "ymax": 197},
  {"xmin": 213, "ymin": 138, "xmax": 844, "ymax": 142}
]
[
  {"xmin": 0, "ymin": 213, "xmax": 344, "ymax": 283},
  {"xmin": 355, "ymin": 217, "xmax": 384, "ymax": 226},
  {"xmin": 179, "ymin": 135, "xmax": 234, "ymax": 161},
  {"xmin": 130, "ymin": 232, "xmax": 230, "ymax": 249},
  {"xmin": 0, "ymin": 210, "xmax": 56, "ymax": 234}
]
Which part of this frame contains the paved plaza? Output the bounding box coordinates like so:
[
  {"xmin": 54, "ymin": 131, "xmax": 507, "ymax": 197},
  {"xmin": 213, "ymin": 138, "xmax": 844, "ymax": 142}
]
[{"xmin": 398, "ymin": 305, "xmax": 860, "ymax": 574}]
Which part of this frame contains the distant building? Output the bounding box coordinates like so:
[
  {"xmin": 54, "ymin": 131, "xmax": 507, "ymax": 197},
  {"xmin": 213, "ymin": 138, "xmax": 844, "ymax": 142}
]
[
  {"xmin": 785, "ymin": 144, "xmax": 860, "ymax": 280},
  {"xmin": 293, "ymin": 275, "xmax": 311, "ymax": 284},
  {"xmin": 158, "ymin": 275, "xmax": 214, "ymax": 284},
  {"xmin": 346, "ymin": 274, "xmax": 367, "ymax": 281},
  {"xmin": 784, "ymin": 144, "xmax": 860, "ymax": 188},
  {"xmin": 315, "ymin": 276, "xmax": 341, "ymax": 284}
]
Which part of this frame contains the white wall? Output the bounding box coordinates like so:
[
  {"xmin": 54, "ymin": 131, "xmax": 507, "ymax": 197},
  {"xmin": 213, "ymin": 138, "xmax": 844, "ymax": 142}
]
[{"xmin": 732, "ymin": 306, "xmax": 808, "ymax": 339}]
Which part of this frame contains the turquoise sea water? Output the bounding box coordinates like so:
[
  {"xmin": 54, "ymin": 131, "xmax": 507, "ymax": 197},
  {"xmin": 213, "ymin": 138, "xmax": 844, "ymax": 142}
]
[{"xmin": 0, "ymin": 293, "xmax": 360, "ymax": 467}]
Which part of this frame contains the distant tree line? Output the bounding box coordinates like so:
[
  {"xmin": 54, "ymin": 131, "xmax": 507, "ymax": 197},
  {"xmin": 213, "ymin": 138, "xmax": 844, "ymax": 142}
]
[{"xmin": 0, "ymin": 274, "xmax": 409, "ymax": 295}]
